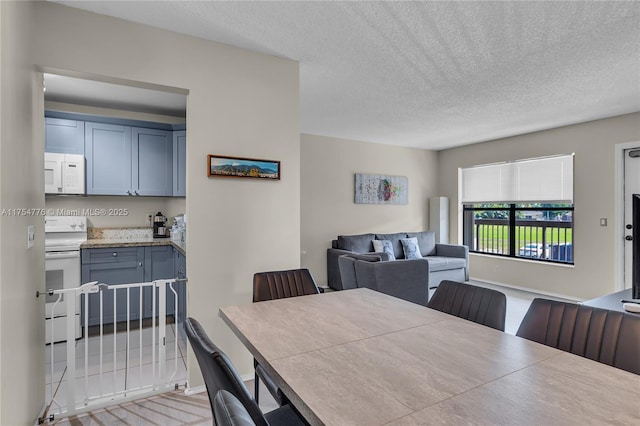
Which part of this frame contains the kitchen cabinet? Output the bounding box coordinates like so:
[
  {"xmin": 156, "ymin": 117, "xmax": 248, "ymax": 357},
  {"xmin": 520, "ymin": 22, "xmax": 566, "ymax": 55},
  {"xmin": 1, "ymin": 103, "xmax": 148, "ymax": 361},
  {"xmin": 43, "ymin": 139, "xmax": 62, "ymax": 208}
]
[
  {"xmin": 132, "ymin": 127, "xmax": 173, "ymax": 196},
  {"xmin": 81, "ymin": 247, "xmax": 145, "ymax": 326},
  {"xmin": 45, "ymin": 117, "xmax": 85, "ymax": 155},
  {"xmin": 82, "ymin": 245, "xmax": 186, "ymax": 327},
  {"xmin": 143, "ymin": 245, "xmax": 175, "ymax": 318},
  {"xmin": 85, "ymin": 122, "xmax": 132, "ymax": 195},
  {"xmin": 172, "ymin": 130, "xmax": 186, "ymax": 197},
  {"xmin": 85, "ymin": 123, "xmax": 173, "ymax": 196}
]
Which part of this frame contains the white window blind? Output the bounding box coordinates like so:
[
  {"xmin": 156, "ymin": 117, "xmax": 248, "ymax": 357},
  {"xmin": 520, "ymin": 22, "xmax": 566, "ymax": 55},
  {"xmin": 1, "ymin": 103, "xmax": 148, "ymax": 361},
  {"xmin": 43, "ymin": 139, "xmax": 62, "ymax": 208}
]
[{"xmin": 460, "ymin": 154, "xmax": 573, "ymax": 203}]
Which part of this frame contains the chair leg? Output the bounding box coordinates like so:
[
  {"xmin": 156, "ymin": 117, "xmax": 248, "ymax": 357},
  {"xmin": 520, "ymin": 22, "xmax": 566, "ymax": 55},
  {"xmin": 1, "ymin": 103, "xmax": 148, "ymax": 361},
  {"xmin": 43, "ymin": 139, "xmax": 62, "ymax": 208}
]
[{"xmin": 254, "ymin": 371, "xmax": 260, "ymax": 405}]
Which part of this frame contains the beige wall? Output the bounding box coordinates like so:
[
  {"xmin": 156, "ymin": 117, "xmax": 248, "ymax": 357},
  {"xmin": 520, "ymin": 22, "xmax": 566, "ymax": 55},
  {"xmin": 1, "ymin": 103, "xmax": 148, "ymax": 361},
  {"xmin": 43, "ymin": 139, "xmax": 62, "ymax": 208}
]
[
  {"xmin": 301, "ymin": 134, "xmax": 439, "ymax": 285},
  {"xmin": 0, "ymin": 1, "xmax": 44, "ymax": 423},
  {"xmin": 438, "ymin": 113, "xmax": 640, "ymax": 300},
  {"xmin": 0, "ymin": 2, "xmax": 299, "ymax": 423}
]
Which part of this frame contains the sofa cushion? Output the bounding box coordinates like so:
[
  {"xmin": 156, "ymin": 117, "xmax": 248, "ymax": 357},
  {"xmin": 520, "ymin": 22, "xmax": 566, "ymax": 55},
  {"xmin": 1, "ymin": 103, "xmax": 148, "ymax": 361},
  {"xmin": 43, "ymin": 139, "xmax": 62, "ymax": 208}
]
[
  {"xmin": 372, "ymin": 240, "xmax": 396, "ymax": 260},
  {"xmin": 426, "ymin": 256, "xmax": 467, "ymax": 272},
  {"xmin": 375, "ymin": 233, "xmax": 408, "ymax": 259},
  {"xmin": 337, "ymin": 233, "xmax": 375, "ymax": 253},
  {"xmin": 400, "ymin": 237, "xmax": 422, "ymax": 259},
  {"xmin": 407, "ymin": 231, "xmax": 436, "ymax": 256}
]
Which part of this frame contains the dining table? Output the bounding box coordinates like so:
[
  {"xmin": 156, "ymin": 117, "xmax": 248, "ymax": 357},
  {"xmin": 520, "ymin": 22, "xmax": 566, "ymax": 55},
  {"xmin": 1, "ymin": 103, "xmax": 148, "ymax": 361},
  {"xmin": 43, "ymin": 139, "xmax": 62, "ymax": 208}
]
[{"xmin": 219, "ymin": 288, "xmax": 640, "ymax": 425}]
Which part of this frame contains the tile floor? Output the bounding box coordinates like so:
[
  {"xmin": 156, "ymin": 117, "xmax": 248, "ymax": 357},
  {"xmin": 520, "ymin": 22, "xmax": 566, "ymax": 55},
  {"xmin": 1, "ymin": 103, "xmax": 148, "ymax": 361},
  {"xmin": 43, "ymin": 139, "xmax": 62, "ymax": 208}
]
[
  {"xmin": 47, "ymin": 281, "xmax": 570, "ymax": 424},
  {"xmin": 45, "ymin": 320, "xmax": 188, "ymax": 416}
]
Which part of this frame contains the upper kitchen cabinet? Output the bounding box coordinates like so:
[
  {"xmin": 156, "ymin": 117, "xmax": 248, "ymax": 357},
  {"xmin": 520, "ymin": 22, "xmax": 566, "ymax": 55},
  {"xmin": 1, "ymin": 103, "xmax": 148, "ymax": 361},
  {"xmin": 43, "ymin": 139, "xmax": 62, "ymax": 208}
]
[
  {"xmin": 45, "ymin": 117, "xmax": 85, "ymax": 155},
  {"xmin": 85, "ymin": 122, "xmax": 132, "ymax": 195},
  {"xmin": 132, "ymin": 127, "xmax": 173, "ymax": 196},
  {"xmin": 85, "ymin": 123, "xmax": 173, "ymax": 196},
  {"xmin": 172, "ymin": 130, "xmax": 186, "ymax": 197}
]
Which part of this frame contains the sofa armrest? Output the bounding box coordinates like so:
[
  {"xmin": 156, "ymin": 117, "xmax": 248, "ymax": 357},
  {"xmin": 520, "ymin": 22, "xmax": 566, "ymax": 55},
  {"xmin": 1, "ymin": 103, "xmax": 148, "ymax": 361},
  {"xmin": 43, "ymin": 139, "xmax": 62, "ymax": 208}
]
[
  {"xmin": 354, "ymin": 258, "xmax": 430, "ymax": 306},
  {"xmin": 434, "ymin": 244, "xmax": 469, "ymax": 280}
]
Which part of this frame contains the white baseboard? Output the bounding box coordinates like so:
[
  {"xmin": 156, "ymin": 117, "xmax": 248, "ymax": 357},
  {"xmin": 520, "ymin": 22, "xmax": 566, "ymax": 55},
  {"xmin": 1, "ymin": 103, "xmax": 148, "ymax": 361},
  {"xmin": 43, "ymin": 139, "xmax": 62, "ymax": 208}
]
[
  {"xmin": 470, "ymin": 277, "xmax": 584, "ymax": 302},
  {"xmin": 184, "ymin": 385, "xmax": 206, "ymax": 396}
]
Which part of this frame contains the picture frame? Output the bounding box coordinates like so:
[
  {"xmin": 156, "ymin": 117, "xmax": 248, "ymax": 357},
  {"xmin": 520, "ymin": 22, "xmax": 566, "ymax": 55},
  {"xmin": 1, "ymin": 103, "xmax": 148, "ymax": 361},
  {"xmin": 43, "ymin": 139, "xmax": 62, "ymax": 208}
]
[{"xmin": 207, "ymin": 154, "xmax": 281, "ymax": 180}]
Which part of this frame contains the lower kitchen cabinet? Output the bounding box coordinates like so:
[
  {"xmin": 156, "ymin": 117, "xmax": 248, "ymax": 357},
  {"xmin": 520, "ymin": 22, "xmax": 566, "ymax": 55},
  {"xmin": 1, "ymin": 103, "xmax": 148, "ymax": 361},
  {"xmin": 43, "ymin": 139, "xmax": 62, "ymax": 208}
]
[
  {"xmin": 81, "ymin": 247, "xmax": 145, "ymax": 326},
  {"xmin": 82, "ymin": 245, "xmax": 186, "ymax": 327}
]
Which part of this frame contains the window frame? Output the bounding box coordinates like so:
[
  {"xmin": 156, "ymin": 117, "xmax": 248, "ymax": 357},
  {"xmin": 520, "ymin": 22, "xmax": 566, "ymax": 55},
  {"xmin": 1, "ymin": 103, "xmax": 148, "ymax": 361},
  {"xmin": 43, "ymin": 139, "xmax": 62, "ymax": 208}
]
[{"xmin": 462, "ymin": 203, "xmax": 574, "ymax": 264}]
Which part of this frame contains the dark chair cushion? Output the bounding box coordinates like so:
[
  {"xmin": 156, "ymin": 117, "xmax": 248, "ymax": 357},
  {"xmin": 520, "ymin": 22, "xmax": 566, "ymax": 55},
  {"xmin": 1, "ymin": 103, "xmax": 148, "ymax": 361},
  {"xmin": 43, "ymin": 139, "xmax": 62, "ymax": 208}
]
[
  {"xmin": 336, "ymin": 233, "xmax": 375, "ymax": 252},
  {"xmin": 253, "ymin": 269, "xmax": 320, "ymax": 302},
  {"xmin": 214, "ymin": 390, "xmax": 257, "ymax": 426},
  {"xmin": 516, "ymin": 298, "xmax": 640, "ymax": 375},
  {"xmin": 185, "ymin": 318, "xmax": 267, "ymax": 426},
  {"xmin": 427, "ymin": 280, "xmax": 507, "ymax": 331}
]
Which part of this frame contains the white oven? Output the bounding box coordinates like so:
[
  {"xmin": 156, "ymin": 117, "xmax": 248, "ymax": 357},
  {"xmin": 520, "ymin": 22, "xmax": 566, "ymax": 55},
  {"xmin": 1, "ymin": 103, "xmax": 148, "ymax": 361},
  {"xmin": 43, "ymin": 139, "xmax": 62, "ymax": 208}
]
[{"xmin": 45, "ymin": 216, "xmax": 87, "ymax": 343}]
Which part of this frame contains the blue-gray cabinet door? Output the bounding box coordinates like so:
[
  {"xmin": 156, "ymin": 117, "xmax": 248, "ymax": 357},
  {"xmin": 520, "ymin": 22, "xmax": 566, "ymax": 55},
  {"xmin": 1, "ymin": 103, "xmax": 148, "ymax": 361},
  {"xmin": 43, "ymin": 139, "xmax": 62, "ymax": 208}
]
[
  {"xmin": 143, "ymin": 245, "xmax": 176, "ymax": 318},
  {"xmin": 132, "ymin": 127, "xmax": 172, "ymax": 196},
  {"xmin": 45, "ymin": 117, "xmax": 85, "ymax": 155},
  {"xmin": 174, "ymin": 249, "xmax": 187, "ymax": 324},
  {"xmin": 80, "ymin": 247, "xmax": 145, "ymax": 327},
  {"xmin": 85, "ymin": 122, "xmax": 132, "ymax": 195},
  {"xmin": 172, "ymin": 130, "xmax": 186, "ymax": 197}
]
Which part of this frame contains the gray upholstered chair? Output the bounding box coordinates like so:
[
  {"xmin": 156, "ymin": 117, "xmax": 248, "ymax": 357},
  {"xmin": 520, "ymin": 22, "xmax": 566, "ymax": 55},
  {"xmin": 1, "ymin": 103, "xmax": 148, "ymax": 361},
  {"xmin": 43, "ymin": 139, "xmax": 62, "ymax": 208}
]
[
  {"xmin": 337, "ymin": 253, "xmax": 383, "ymax": 290},
  {"xmin": 252, "ymin": 268, "xmax": 321, "ymax": 405},
  {"xmin": 185, "ymin": 318, "xmax": 306, "ymax": 426},
  {"xmin": 214, "ymin": 390, "xmax": 256, "ymax": 426},
  {"xmin": 516, "ymin": 298, "xmax": 640, "ymax": 375},
  {"xmin": 427, "ymin": 280, "xmax": 507, "ymax": 331}
]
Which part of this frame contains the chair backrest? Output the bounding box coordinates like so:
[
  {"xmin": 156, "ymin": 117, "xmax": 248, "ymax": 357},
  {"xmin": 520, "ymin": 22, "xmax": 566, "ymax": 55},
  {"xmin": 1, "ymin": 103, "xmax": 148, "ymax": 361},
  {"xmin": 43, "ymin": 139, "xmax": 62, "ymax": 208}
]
[
  {"xmin": 516, "ymin": 298, "xmax": 640, "ymax": 375},
  {"xmin": 184, "ymin": 318, "xmax": 268, "ymax": 426},
  {"xmin": 214, "ymin": 390, "xmax": 257, "ymax": 426},
  {"xmin": 427, "ymin": 280, "xmax": 507, "ymax": 331},
  {"xmin": 338, "ymin": 253, "xmax": 382, "ymax": 290},
  {"xmin": 253, "ymin": 268, "xmax": 320, "ymax": 302}
]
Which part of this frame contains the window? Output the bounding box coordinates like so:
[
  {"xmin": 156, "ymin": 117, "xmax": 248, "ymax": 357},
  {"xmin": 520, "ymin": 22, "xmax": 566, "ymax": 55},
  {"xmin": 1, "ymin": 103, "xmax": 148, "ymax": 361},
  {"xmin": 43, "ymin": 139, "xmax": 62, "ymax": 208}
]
[
  {"xmin": 462, "ymin": 203, "xmax": 574, "ymax": 263},
  {"xmin": 460, "ymin": 155, "xmax": 574, "ymax": 264}
]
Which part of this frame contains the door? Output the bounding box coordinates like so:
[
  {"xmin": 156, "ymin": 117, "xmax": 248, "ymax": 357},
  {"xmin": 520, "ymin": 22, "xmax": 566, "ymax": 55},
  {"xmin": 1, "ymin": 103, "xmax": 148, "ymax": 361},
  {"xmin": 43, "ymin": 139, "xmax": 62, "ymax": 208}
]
[
  {"xmin": 623, "ymin": 148, "xmax": 640, "ymax": 289},
  {"xmin": 173, "ymin": 130, "xmax": 186, "ymax": 197}
]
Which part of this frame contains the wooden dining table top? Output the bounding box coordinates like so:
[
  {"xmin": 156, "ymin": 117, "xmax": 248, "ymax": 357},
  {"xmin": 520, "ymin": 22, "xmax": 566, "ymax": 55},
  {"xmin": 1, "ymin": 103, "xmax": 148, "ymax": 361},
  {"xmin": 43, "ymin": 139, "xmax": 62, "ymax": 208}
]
[{"xmin": 220, "ymin": 288, "xmax": 640, "ymax": 426}]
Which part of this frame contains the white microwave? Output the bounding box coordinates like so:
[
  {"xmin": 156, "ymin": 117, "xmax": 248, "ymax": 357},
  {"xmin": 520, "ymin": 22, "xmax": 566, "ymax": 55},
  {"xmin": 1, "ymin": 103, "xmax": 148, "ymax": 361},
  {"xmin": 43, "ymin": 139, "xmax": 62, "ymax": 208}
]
[{"xmin": 44, "ymin": 152, "xmax": 85, "ymax": 194}]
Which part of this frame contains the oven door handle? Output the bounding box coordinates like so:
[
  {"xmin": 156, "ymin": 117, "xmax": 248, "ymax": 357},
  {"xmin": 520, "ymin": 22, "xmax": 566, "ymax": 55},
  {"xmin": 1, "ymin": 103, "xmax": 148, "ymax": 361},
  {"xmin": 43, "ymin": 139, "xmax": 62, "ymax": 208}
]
[{"xmin": 45, "ymin": 251, "xmax": 80, "ymax": 260}]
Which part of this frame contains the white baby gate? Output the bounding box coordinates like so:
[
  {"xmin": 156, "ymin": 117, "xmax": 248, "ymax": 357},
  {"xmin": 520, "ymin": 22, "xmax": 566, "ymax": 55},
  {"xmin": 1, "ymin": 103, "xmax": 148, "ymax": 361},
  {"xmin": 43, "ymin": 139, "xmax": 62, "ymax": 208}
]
[{"xmin": 41, "ymin": 278, "xmax": 187, "ymax": 423}]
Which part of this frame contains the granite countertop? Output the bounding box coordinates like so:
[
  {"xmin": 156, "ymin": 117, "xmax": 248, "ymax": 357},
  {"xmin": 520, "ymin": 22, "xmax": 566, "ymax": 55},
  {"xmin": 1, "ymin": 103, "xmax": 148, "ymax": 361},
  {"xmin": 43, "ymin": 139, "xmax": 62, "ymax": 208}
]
[
  {"xmin": 82, "ymin": 227, "xmax": 186, "ymax": 256},
  {"xmin": 82, "ymin": 238, "xmax": 186, "ymax": 256}
]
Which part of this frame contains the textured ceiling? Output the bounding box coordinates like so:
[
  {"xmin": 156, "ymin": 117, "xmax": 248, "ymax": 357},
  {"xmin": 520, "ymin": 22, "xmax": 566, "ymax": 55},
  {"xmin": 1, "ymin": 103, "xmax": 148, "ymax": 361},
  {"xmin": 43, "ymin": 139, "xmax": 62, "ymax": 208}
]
[{"xmin": 51, "ymin": 1, "xmax": 640, "ymax": 150}]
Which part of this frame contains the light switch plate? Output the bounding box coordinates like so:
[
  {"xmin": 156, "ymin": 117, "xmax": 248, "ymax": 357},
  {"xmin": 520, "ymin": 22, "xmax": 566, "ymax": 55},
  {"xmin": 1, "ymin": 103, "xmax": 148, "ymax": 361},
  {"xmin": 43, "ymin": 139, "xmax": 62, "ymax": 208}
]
[
  {"xmin": 27, "ymin": 225, "xmax": 35, "ymax": 248},
  {"xmin": 599, "ymin": 218, "xmax": 607, "ymax": 227}
]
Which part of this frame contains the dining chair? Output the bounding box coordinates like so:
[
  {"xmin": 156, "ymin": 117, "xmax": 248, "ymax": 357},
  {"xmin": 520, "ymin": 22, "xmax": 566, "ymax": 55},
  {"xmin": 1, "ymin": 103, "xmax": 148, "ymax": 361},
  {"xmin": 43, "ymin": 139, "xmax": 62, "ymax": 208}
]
[
  {"xmin": 516, "ymin": 298, "xmax": 640, "ymax": 375},
  {"xmin": 214, "ymin": 390, "xmax": 256, "ymax": 426},
  {"xmin": 252, "ymin": 268, "xmax": 321, "ymax": 405},
  {"xmin": 427, "ymin": 280, "xmax": 507, "ymax": 331},
  {"xmin": 185, "ymin": 317, "xmax": 307, "ymax": 426}
]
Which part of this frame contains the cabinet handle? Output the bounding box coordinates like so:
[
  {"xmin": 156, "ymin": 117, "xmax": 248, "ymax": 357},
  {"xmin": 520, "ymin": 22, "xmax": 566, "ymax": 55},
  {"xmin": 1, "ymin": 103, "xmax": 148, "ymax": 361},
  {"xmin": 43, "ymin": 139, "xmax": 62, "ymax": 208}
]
[
  {"xmin": 134, "ymin": 190, "xmax": 139, "ymax": 196},
  {"xmin": 112, "ymin": 252, "xmax": 118, "ymax": 257},
  {"xmin": 126, "ymin": 190, "xmax": 132, "ymax": 195},
  {"xmin": 138, "ymin": 262, "xmax": 143, "ymax": 267}
]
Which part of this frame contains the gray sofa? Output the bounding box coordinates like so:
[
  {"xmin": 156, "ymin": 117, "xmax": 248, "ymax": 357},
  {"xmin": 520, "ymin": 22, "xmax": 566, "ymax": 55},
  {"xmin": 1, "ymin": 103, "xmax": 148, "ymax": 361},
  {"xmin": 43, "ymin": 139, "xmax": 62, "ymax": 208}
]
[{"xmin": 327, "ymin": 231, "xmax": 468, "ymax": 303}]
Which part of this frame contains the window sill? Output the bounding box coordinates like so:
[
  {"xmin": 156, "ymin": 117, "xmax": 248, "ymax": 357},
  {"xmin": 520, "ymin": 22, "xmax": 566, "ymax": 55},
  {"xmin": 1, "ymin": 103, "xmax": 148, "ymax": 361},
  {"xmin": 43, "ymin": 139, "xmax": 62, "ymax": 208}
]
[{"xmin": 469, "ymin": 252, "xmax": 575, "ymax": 268}]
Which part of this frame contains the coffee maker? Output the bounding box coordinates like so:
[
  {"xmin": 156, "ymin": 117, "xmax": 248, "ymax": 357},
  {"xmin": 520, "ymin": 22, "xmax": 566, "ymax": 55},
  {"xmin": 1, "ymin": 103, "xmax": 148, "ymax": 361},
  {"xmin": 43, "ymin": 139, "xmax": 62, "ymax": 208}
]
[{"xmin": 153, "ymin": 212, "xmax": 168, "ymax": 238}]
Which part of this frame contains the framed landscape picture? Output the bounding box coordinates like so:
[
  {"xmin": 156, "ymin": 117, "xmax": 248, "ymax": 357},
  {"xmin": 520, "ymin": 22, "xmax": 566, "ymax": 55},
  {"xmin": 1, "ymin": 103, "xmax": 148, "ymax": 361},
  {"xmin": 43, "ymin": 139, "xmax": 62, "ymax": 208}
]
[{"xmin": 208, "ymin": 154, "xmax": 280, "ymax": 180}]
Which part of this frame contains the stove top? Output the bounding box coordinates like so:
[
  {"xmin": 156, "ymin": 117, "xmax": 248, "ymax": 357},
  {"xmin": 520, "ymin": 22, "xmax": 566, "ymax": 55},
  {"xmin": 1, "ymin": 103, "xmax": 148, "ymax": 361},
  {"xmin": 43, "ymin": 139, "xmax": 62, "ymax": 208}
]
[{"xmin": 45, "ymin": 216, "xmax": 87, "ymax": 252}]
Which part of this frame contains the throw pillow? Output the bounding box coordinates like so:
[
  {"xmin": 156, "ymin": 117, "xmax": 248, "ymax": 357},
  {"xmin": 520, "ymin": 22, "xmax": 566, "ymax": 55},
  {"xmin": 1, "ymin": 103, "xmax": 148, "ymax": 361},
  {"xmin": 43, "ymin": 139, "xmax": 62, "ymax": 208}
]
[
  {"xmin": 401, "ymin": 237, "xmax": 422, "ymax": 260},
  {"xmin": 372, "ymin": 239, "xmax": 396, "ymax": 261}
]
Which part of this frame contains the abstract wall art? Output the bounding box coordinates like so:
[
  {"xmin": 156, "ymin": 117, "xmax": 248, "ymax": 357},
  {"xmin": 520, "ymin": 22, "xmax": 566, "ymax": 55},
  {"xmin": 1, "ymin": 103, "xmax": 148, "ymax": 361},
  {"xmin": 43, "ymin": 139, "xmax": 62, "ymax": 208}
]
[{"xmin": 354, "ymin": 174, "xmax": 408, "ymax": 204}]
